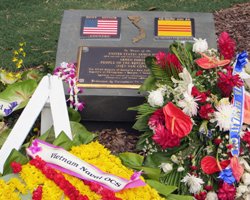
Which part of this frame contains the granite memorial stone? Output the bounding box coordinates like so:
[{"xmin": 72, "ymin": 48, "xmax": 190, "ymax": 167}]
[{"xmin": 56, "ymin": 10, "xmax": 217, "ymax": 121}]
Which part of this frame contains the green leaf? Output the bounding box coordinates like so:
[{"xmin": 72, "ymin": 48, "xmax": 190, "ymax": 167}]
[
  {"xmin": 53, "ymin": 131, "xmax": 74, "ymax": 150},
  {"xmin": 139, "ymin": 75, "xmax": 157, "ymax": 92},
  {"xmin": 0, "ymin": 128, "xmax": 11, "ymax": 149},
  {"xmin": 144, "ymin": 152, "xmax": 171, "ymax": 168},
  {"xmin": 140, "ymin": 166, "xmax": 161, "ymax": 180},
  {"xmin": 38, "ymin": 126, "xmax": 55, "ymax": 143},
  {"xmin": 71, "ymin": 121, "xmax": 96, "ymax": 145},
  {"xmin": 3, "ymin": 149, "xmax": 29, "ymax": 175},
  {"xmin": 68, "ymin": 107, "xmax": 81, "ymax": 122},
  {"xmin": 145, "ymin": 56, "xmax": 156, "ymax": 69},
  {"xmin": 166, "ymin": 194, "xmax": 193, "ymax": 200},
  {"xmin": 146, "ymin": 179, "xmax": 177, "ymax": 197},
  {"xmin": 119, "ymin": 152, "xmax": 144, "ymax": 168},
  {"xmin": 132, "ymin": 116, "xmax": 150, "ymax": 131},
  {"xmin": 0, "ymin": 79, "xmax": 37, "ymax": 109},
  {"xmin": 136, "ymin": 131, "xmax": 153, "ymax": 150},
  {"xmin": 22, "ymin": 69, "xmax": 43, "ymax": 82}
]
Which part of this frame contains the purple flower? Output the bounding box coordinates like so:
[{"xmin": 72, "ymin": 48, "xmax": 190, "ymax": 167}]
[{"xmin": 28, "ymin": 140, "xmax": 42, "ymax": 154}]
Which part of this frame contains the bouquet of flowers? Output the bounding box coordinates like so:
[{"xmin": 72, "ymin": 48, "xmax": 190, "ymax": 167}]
[{"xmin": 131, "ymin": 32, "xmax": 250, "ymax": 200}]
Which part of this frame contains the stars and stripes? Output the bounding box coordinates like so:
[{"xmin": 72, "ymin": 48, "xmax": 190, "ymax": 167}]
[{"xmin": 81, "ymin": 17, "xmax": 120, "ymax": 38}]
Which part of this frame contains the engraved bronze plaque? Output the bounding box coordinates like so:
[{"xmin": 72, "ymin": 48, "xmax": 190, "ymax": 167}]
[{"xmin": 77, "ymin": 46, "xmax": 166, "ymax": 89}]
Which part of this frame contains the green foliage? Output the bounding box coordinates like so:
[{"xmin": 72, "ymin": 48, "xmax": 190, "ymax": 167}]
[
  {"xmin": 144, "ymin": 152, "xmax": 171, "ymax": 168},
  {"xmin": 170, "ymin": 42, "xmax": 195, "ymax": 72},
  {"xmin": 53, "ymin": 131, "xmax": 74, "ymax": 150},
  {"xmin": 3, "ymin": 149, "xmax": 29, "ymax": 175},
  {"xmin": 139, "ymin": 75, "xmax": 157, "ymax": 92},
  {"xmin": 0, "ymin": 79, "xmax": 37, "ymax": 109},
  {"xmin": 119, "ymin": 152, "xmax": 144, "ymax": 167},
  {"xmin": 146, "ymin": 179, "xmax": 177, "ymax": 197},
  {"xmin": 68, "ymin": 107, "xmax": 81, "ymax": 122},
  {"xmin": 0, "ymin": 128, "xmax": 11, "ymax": 149},
  {"xmin": 136, "ymin": 131, "xmax": 154, "ymax": 150},
  {"xmin": 166, "ymin": 194, "xmax": 193, "ymax": 200}
]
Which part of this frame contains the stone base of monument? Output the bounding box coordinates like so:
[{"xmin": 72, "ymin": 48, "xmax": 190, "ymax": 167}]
[{"xmin": 77, "ymin": 88, "xmax": 145, "ymax": 122}]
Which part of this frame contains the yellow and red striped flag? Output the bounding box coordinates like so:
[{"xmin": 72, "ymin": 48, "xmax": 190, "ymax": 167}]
[{"xmin": 155, "ymin": 18, "xmax": 194, "ymax": 39}]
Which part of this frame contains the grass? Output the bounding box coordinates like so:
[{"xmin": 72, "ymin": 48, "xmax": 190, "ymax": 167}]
[{"xmin": 0, "ymin": 0, "xmax": 249, "ymax": 70}]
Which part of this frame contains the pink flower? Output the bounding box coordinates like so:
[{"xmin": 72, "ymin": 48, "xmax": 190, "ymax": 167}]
[
  {"xmin": 152, "ymin": 124, "xmax": 180, "ymax": 149},
  {"xmin": 218, "ymin": 32, "xmax": 236, "ymax": 60},
  {"xmin": 155, "ymin": 51, "xmax": 167, "ymax": 68}
]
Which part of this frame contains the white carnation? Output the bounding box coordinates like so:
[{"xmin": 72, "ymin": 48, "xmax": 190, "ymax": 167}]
[
  {"xmin": 211, "ymin": 98, "xmax": 235, "ymax": 131},
  {"xmin": 159, "ymin": 163, "xmax": 173, "ymax": 173},
  {"xmin": 148, "ymin": 89, "xmax": 164, "ymax": 107},
  {"xmin": 242, "ymin": 173, "xmax": 250, "ymax": 185},
  {"xmin": 177, "ymin": 166, "xmax": 185, "ymax": 172},
  {"xmin": 236, "ymin": 184, "xmax": 248, "ymax": 198},
  {"xmin": 205, "ymin": 191, "xmax": 218, "ymax": 200},
  {"xmin": 192, "ymin": 38, "xmax": 208, "ymax": 53},
  {"xmin": 181, "ymin": 173, "xmax": 204, "ymax": 194}
]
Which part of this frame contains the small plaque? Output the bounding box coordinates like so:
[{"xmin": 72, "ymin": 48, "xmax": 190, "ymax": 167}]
[
  {"xmin": 77, "ymin": 46, "xmax": 166, "ymax": 89},
  {"xmin": 80, "ymin": 16, "xmax": 121, "ymax": 39},
  {"xmin": 154, "ymin": 18, "xmax": 195, "ymax": 40}
]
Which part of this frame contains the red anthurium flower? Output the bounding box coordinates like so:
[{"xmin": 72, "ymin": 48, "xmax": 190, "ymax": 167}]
[
  {"xmin": 163, "ymin": 102, "xmax": 193, "ymax": 138},
  {"xmin": 201, "ymin": 156, "xmax": 230, "ymax": 174},
  {"xmin": 244, "ymin": 93, "xmax": 250, "ymax": 125},
  {"xmin": 195, "ymin": 53, "xmax": 230, "ymax": 69}
]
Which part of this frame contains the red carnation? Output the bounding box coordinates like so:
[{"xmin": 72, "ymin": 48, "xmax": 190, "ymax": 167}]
[
  {"xmin": 148, "ymin": 108, "xmax": 165, "ymax": 129},
  {"xmin": 218, "ymin": 32, "xmax": 236, "ymax": 60},
  {"xmin": 165, "ymin": 52, "xmax": 182, "ymax": 72},
  {"xmin": 10, "ymin": 161, "xmax": 22, "ymax": 173},
  {"xmin": 32, "ymin": 185, "xmax": 43, "ymax": 200},
  {"xmin": 155, "ymin": 51, "xmax": 182, "ymax": 72},
  {"xmin": 163, "ymin": 102, "xmax": 193, "ymax": 138},
  {"xmin": 217, "ymin": 67, "xmax": 243, "ymax": 97},
  {"xmin": 156, "ymin": 51, "xmax": 168, "ymax": 68},
  {"xmin": 242, "ymin": 131, "xmax": 250, "ymax": 145},
  {"xmin": 214, "ymin": 138, "xmax": 222, "ymax": 145},
  {"xmin": 199, "ymin": 104, "xmax": 214, "ymax": 119},
  {"xmin": 194, "ymin": 191, "xmax": 207, "ymax": 200},
  {"xmin": 191, "ymin": 86, "xmax": 208, "ymax": 103},
  {"xmin": 196, "ymin": 70, "xmax": 203, "ymax": 76},
  {"xmin": 152, "ymin": 124, "xmax": 180, "ymax": 149},
  {"xmin": 217, "ymin": 182, "xmax": 236, "ymax": 200}
]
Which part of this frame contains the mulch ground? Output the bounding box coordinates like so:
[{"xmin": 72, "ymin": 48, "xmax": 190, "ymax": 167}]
[
  {"xmin": 96, "ymin": 2, "xmax": 250, "ymax": 154},
  {"xmin": 214, "ymin": 2, "xmax": 250, "ymax": 53}
]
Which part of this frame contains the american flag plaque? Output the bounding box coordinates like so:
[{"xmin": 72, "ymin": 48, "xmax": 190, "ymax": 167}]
[{"xmin": 80, "ymin": 16, "xmax": 121, "ymax": 39}]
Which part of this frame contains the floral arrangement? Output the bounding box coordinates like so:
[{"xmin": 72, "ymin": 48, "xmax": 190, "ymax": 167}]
[
  {"xmin": 53, "ymin": 62, "xmax": 84, "ymax": 111},
  {"xmin": 131, "ymin": 32, "xmax": 250, "ymax": 200},
  {"xmin": 0, "ymin": 141, "xmax": 163, "ymax": 200}
]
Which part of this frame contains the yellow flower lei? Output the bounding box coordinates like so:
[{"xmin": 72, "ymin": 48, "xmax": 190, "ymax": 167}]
[{"xmin": 0, "ymin": 141, "xmax": 164, "ymax": 200}]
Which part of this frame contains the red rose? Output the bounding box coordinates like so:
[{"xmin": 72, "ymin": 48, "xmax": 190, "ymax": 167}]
[
  {"xmin": 217, "ymin": 182, "xmax": 236, "ymax": 200},
  {"xmin": 163, "ymin": 102, "xmax": 193, "ymax": 138},
  {"xmin": 199, "ymin": 104, "xmax": 214, "ymax": 119},
  {"xmin": 152, "ymin": 124, "xmax": 180, "ymax": 149}
]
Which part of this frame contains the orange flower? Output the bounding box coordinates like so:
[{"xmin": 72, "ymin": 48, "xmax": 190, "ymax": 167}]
[
  {"xmin": 163, "ymin": 102, "xmax": 193, "ymax": 138},
  {"xmin": 195, "ymin": 53, "xmax": 230, "ymax": 69},
  {"xmin": 244, "ymin": 93, "xmax": 250, "ymax": 125}
]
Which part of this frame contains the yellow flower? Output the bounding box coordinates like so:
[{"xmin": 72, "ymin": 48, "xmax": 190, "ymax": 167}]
[
  {"xmin": 12, "ymin": 57, "xmax": 18, "ymax": 62},
  {"xmin": 13, "ymin": 50, "xmax": 18, "ymax": 55},
  {"xmin": 0, "ymin": 70, "xmax": 20, "ymax": 84},
  {"xmin": 18, "ymin": 48, "xmax": 24, "ymax": 53},
  {"xmin": 19, "ymin": 42, "xmax": 25, "ymax": 47}
]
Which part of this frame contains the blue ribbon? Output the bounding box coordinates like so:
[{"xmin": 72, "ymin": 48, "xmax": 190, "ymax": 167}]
[
  {"xmin": 230, "ymin": 51, "xmax": 248, "ymax": 156},
  {"xmin": 3, "ymin": 101, "xmax": 18, "ymax": 116}
]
